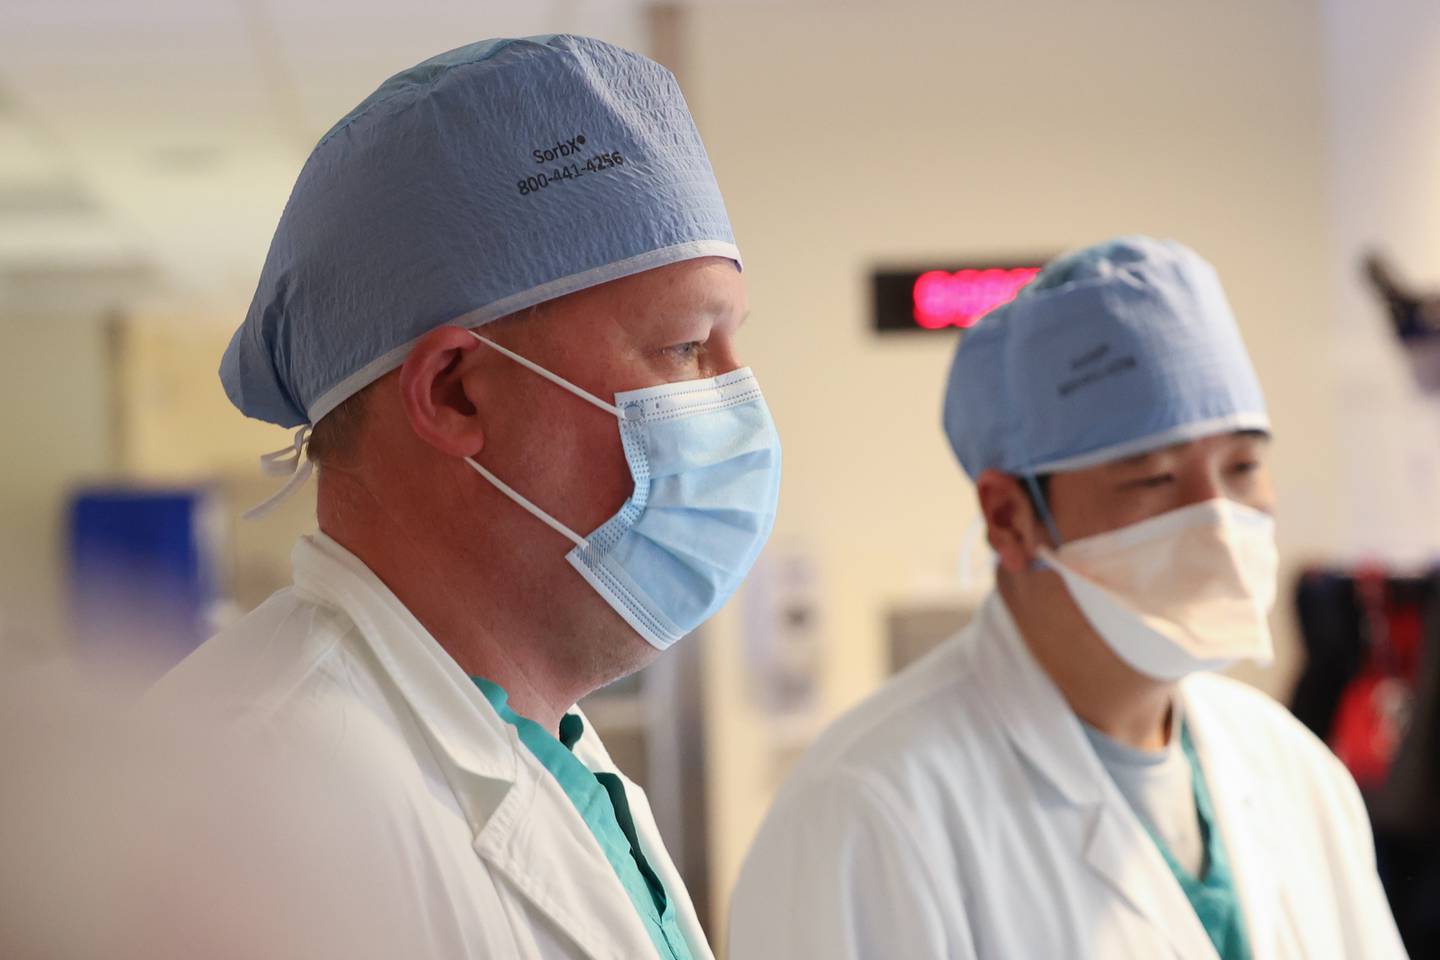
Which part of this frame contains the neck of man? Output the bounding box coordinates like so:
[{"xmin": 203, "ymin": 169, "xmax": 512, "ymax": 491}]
[
  {"xmin": 997, "ymin": 570, "xmax": 1176, "ymax": 751},
  {"xmin": 316, "ymin": 468, "xmax": 604, "ymax": 734}
]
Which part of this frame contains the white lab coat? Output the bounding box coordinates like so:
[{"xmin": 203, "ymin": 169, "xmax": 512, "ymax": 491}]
[
  {"xmin": 728, "ymin": 593, "xmax": 1408, "ymax": 960},
  {"xmin": 139, "ymin": 532, "xmax": 711, "ymax": 960}
]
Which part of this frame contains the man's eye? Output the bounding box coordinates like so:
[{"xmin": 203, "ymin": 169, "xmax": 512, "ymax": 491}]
[
  {"xmin": 1231, "ymin": 461, "xmax": 1261, "ymax": 476},
  {"xmin": 667, "ymin": 341, "xmax": 703, "ymax": 360},
  {"xmin": 1134, "ymin": 473, "xmax": 1175, "ymax": 490}
]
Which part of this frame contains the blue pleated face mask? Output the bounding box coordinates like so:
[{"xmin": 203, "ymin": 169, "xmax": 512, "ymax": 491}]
[{"xmin": 463, "ymin": 331, "xmax": 782, "ymax": 650}]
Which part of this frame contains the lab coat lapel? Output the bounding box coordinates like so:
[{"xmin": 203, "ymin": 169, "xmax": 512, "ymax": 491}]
[
  {"xmin": 1082, "ymin": 806, "xmax": 1218, "ymax": 959},
  {"xmin": 572, "ymin": 713, "xmax": 716, "ymax": 960},
  {"xmin": 471, "ymin": 760, "xmax": 662, "ymax": 960},
  {"xmin": 975, "ymin": 594, "xmax": 1220, "ymax": 960},
  {"xmin": 292, "ymin": 535, "xmax": 659, "ymax": 960},
  {"xmin": 290, "ymin": 535, "xmax": 516, "ymax": 825},
  {"xmin": 1182, "ymin": 681, "xmax": 1284, "ymax": 960}
]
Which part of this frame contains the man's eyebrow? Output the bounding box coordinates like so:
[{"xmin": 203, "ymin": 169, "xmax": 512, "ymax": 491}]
[
  {"xmin": 1111, "ymin": 449, "xmax": 1169, "ymax": 469},
  {"xmin": 1110, "ymin": 430, "xmax": 1270, "ymax": 471}
]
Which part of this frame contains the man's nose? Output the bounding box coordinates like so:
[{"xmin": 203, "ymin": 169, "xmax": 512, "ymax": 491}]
[
  {"xmin": 704, "ymin": 334, "xmax": 743, "ymax": 377},
  {"xmin": 1177, "ymin": 465, "xmax": 1224, "ymax": 507}
]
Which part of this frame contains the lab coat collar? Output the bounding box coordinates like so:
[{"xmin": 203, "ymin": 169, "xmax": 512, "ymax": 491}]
[
  {"xmin": 291, "ymin": 533, "xmax": 684, "ymax": 960},
  {"xmin": 571, "ymin": 729, "xmax": 715, "ymax": 959},
  {"xmin": 290, "ymin": 533, "xmax": 519, "ymax": 823},
  {"xmin": 972, "ymin": 594, "xmax": 1102, "ymax": 806},
  {"xmin": 974, "ymin": 592, "xmax": 1222, "ymax": 960}
]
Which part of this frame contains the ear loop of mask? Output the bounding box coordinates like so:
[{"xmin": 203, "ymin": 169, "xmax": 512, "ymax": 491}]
[
  {"xmin": 461, "ymin": 329, "xmax": 628, "ymax": 553},
  {"xmin": 242, "ymin": 330, "xmax": 627, "ymax": 536},
  {"xmin": 1023, "ymin": 472, "xmax": 1065, "ymax": 568},
  {"xmin": 465, "ymin": 330, "xmax": 623, "ymax": 419}
]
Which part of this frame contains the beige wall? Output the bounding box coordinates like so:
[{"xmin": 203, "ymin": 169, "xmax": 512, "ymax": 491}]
[
  {"xmin": 0, "ymin": 312, "xmax": 116, "ymax": 644},
  {"xmin": 116, "ymin": 309, "xmax": 288, "ymax": 479},
  {"xmin": 115, "ymin": 307, "xmax": 322, "ymax": 611},
  {"xmin": 0, "ymin": 301, "xmax": 318, "ymax": 650},
  {"xmin": 681, "ymin": 0, "xmax": 1338, "ymax": 936},
  {"xmin": 1324, "ymin": 0, "xmax": 1440, "ymax": 562}
]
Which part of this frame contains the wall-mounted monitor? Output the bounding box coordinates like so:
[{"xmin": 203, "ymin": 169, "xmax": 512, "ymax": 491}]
[{"xmin": 872, "ymin": 260, "xmax": 1049, "ymax": 334}]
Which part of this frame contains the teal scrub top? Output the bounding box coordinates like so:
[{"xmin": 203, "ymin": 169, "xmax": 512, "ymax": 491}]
[
  {"xmin": 1144, "ymin": 723, "xmax": 1253, "ymax": 960},
  {"xmin": 472, "ymin": 677, "xmax": 693, "ymax": 960}
]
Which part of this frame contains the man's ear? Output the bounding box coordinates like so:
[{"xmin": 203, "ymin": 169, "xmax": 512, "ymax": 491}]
[
  {"xmin": 399, "ymin": 327, "xmax": 487, "ymax": 458},
  {"xmin": 976, "ymin": 469, "xmax": 1046, "ymax": 574}
]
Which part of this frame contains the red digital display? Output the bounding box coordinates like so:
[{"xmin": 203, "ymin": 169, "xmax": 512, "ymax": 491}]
[{"xmin": 911, "ymin": 267, "xmax": 1042, "ymax": 330}]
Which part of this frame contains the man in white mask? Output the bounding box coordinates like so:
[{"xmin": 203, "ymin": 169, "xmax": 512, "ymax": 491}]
[
  {"xmin": 729, "ymin": 237, "xmax": 1405, "ymax": 959},
  {"xmin": 121, "ymin": 36, "xmax": 780, "ymax": 960}
]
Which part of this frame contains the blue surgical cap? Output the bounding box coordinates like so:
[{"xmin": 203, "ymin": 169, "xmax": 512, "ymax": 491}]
[
  {"xmin": 222, "ymin": 35, "xmax": 740, "ymax": 428},
  {"xmin": 942, "ymin": 236, "xmax": 1269, "ymax": 480}
]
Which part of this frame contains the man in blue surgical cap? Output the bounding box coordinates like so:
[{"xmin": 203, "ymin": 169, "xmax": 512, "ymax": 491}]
[
  {"xmin": 730, "ymin": 237, "xmax": 1405, "ymax": 959},
  {"xmin": 148, "ymin": 36, "xmax": 778, "ymax": 959}
]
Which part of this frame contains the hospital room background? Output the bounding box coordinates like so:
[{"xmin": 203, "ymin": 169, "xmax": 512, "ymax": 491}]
[{"xmin": 1, "ymin": 0, "xmax": 1437, "ymax": 953}]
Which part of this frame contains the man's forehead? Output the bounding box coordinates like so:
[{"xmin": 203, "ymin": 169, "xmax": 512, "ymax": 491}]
[
  {"xmin": 532, "ymin": 257, "xmax": 741, "ymax": 312},
  {"xmin": 611, "ymin": 259, "xmax": 746, "ymax": 320}
]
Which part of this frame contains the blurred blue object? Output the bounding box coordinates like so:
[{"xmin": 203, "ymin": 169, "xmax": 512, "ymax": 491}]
[{"xmin": 67, "ymin": 487, "xmax": 223, "ymax": 666}]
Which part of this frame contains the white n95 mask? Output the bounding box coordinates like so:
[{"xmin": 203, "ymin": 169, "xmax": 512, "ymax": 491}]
[
  {"xmin": 1037, "ymin": 499, "xmax": 1278, "ymax": 681},
  {"xmin": 462, "ymin": 331, "xmax": 782, "ymax": 651}
]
